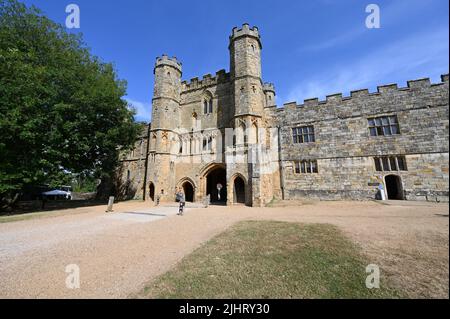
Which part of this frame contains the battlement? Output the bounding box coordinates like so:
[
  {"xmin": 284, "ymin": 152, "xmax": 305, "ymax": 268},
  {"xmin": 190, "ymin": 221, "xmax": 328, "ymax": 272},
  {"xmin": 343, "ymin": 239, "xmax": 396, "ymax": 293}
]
[
  {"xmin": 263, "ymin": 83, "xmax": 275, "ymax": 93},
  {"xmin": 181, "ymin": 69, "xmax": 230, "ymax": 92},
  {"xmin": 154, "ymin": 54, "xmax": 182, "ymax": 73},
  {"xmin": 276, "ymin": 74, "xmax": 449, "ymax": 112},
  {"xmin": 230, "ymin": 23, "xmax": 261, "ymax": 47}
]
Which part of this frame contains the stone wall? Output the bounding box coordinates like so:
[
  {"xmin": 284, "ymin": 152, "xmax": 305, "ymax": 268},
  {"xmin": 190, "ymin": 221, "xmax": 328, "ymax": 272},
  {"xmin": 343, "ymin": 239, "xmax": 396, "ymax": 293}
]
[
  {"xmin": 276, "ymin": 76, "xmax": 449, "ymax": 201},
  {"xmin": 180, "ymin": 71, "xmax": 233, "ymax": 131},
  {"xmin": 115, "ymin": 125, "xmax": 149, "ymax": 200}
]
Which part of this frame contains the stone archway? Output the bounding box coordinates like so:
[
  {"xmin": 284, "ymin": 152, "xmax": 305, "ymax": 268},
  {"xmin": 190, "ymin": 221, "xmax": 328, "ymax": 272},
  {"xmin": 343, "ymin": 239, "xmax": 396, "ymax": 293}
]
[
  {"xmin": 385, "ymin": 175, "xmax": 405, "ymax": 200},
  {"xmin": 149, "ymin": 183, "xmax": 155, "ymax": 202},
  {"xmin": 233, "ymin": 176, "xmax": 246, "ymax": 204},
  {"xmin": 229, "ymin": 173, "xmax": 248, "ymax": 206},
  {"xmin": 206, "ymin": 167, "xmax": 227, "ymax": 204},
  {"xmin": 182, "ymin": 181, "xmax": 195, "ymax": 202},
  {"xmin": 200, "ymin": 164, "xmax": 227, "ymax": 205},
  {"xmin": 177, "ymin": 178, "xmax": 196, "ymax": 203}
]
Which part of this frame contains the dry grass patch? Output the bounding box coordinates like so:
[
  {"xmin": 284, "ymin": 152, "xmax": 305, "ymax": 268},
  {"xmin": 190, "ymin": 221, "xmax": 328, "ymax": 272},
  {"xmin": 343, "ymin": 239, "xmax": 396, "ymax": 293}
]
[{"xmin": 138, "ymin": 221, "xmax": 402, "ymax": 299}]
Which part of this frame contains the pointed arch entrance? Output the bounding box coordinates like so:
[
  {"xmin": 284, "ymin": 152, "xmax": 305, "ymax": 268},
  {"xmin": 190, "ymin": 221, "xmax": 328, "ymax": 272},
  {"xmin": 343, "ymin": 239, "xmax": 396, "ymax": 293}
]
[
  {"xmin": 200, "ymin": 163, "xmax": 227, "ymax": 205},
  {"xmin": 182, "ymin": 182, "xmax": 195, "ymax": 202},
  {"xmin": 385, "ymin": 175, "xmax": 405, "ymax": 200},
  {"xmin": 149, "ymin": 183, "xmax": 155, "ymax": 202},
  {"xmin": 233, "ymin": 176, "xmax": 246, "ymax": 204},
  {"xmin": 177, "ymin": 178, "xmax": 196, "ymax": 203}
]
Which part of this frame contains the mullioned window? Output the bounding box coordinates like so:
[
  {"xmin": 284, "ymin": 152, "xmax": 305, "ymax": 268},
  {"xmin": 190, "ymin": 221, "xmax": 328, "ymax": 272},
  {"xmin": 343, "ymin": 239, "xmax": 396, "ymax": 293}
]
[
  {"xmin": 368, "ymin": 115, "xmax": 400, "ymax": 137},
  {"xmin": 374, "ymin": 156, "xmax": 408, "ymax": 171},
  {"xmin": 294, "ymin": 160, "xmax": 319, "ymax": 174},
  {"xmin": 292, "ymin": 126, "xmax": 315, "ymax": 144}
]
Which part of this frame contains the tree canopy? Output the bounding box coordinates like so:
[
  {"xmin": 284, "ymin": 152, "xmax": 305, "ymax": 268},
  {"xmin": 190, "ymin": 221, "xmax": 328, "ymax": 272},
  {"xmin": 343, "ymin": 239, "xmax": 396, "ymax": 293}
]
[{"xmin": 0, "ymin": 0, "xmax": 141, "ymax": 209}]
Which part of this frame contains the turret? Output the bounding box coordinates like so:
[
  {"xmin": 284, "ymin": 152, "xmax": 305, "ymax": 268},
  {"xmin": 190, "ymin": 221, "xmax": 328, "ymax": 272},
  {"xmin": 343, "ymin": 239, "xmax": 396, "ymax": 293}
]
[
  {"xmin": 263, "ymin": 83, "xmax": 276, "ymax": 107},
  {"xmin": 229, "ymin": 24, "xmax": 265, "ymax": 117},
  {"xmin": 148, "ymin": 55, "xmax": 182, "ymax": 202},
  {"xmin": 229, "ymin": 24, "xmax": 262, "ymax": 79},
  {"xmin": 152, "ymin": 54, "xmax": 182, "ymax": 130}
]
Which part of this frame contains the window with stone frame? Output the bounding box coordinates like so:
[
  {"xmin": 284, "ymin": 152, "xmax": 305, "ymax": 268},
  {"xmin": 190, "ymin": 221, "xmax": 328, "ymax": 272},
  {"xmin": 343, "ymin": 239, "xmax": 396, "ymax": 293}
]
[
  {"xmin": 294, "ymin": 160, "xmax": 319, "ymax": 174},
  {"xmin": 203, "ymin": 136, "xmax": 213, "ymax": 152},
  {"xmin": 368, "ymin": 115, "xmax": 400, "ymax": 137},
  {"xmin": 203, "ymin": 98, "xmax": 213, "ymax": 114},
  {"xmin": 374, "ymin": 156, "xmax": 408, "ymax": 172},
  {"xmin": 292, "ymin": 126, "xmax": 315, "ymax": 144}
]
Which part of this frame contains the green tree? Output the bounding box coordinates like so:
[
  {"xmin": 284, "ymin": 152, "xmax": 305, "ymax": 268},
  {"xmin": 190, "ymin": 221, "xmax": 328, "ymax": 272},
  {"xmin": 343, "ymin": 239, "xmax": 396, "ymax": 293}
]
[{"xmin": 0, "ymin": 0, "xmax": 140, "ymax": 211}]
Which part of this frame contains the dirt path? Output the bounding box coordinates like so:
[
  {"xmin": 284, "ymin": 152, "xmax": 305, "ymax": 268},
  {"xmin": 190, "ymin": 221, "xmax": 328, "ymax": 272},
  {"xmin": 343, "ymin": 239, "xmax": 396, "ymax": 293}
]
[{"xmin": 0, "ymin": 201, "xmax": 448, "ymax": 299}]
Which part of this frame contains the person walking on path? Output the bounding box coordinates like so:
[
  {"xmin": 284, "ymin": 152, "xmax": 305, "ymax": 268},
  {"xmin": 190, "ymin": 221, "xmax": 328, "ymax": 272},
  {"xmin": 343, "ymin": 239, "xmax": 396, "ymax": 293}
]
[{"xmin": 176, "ymin": 188, "xmax": 186, "ymax": 216}]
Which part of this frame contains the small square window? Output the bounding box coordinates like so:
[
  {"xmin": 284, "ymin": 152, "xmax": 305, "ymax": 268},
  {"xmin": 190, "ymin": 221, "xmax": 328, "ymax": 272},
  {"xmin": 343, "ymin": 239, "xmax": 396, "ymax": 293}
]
[
  {"xmin": 389, "ymin": 116, "xmax": 398, "ymax": 124},
  {"xmin": 398, "ymin": 157, "xmax": 408, "ymax": 171},
  {"xmin": 377, "ymin": 127, "xmax": 384, "ymax": 136},
  {"xmin": 391, "ymin": 125, "xmax": 399, "ymax": 135},
  {"xmin": 311, "ymin": 161, "xmax": 318, "ymax": 173},
  {"xmin": 383, "ymin": 126, "xmax": 392, "ymax": 136},
  {"xmin": 390, "ymin": 157, "xmax": 398, "ymax": 171},
  {"xmin": 374, "ymin": 158, "xmax": 382, "ymax": 171},
  {"xmin": 304, "ymin": 135, "xmax": 310, "ymax": 143},
  {"xmin": 382, "ymin": 158, "xmax": 390, "ymax": 171}
]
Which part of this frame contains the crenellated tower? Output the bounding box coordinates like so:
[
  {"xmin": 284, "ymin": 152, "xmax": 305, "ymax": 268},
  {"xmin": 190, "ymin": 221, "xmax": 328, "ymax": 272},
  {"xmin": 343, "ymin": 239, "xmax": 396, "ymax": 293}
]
[
  {"xmin": 152, "ymin": 54, "xmax": 182, "ymax": 129},
  {"xmin": 263, "ymin": 83, "xmax": 276, "ymax": 108},
  {"xmin": 149, "ymin": 55, "xmax": 182, "ymax": 201},
  {"xmin": 228, "ymin": 24, "xmax": 280, "ymax": 207},
  {"xmin": 229, "ymin": 24, "xmax": 265, "ymax": 118}
]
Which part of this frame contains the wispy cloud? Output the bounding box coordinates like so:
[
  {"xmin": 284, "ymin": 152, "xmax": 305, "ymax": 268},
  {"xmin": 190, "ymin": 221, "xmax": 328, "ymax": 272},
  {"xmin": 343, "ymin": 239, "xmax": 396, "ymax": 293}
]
[
  {"xmin": 126, "ymin": 98, "xmax": 152, "ymax": 122},
  {"xmin": 287, "ymin": 26, "xmax": 449, "ymax": 103},
  {"xmin": 299, "ymin": 0, "xmax": 434, "ymax": 53}
]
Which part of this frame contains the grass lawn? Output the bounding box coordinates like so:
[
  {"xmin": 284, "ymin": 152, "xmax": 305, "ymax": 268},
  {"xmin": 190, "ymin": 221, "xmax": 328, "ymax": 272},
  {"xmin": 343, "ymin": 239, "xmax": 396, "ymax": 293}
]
[{"xmin": 138, "ymin": 221, "xmax": 402, "ymax": 299}]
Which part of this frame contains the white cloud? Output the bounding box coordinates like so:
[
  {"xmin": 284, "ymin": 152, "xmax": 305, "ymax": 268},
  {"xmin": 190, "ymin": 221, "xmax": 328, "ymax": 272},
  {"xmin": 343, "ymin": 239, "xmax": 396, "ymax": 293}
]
[
  {"xmin": 299, "ymin": 0, "xmax": 435, "ymax": 53},
  {"xmin": 299, "ymin": 27, "xmax": 366, "ymax": 53},
  {"xmin": 126, "ymin": 98, "xmax": 152, "ymax": 122},
  {"xmin": 287, "ymin": 26, "xmax": 449, "ymax": 103}
]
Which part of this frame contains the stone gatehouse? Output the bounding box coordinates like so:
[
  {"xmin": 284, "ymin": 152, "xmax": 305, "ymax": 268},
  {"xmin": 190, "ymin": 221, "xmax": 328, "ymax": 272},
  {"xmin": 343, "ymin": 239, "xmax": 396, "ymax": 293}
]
[{"xmin": 117, "ymin": 24, "xmax": 449, "ymax": 206}]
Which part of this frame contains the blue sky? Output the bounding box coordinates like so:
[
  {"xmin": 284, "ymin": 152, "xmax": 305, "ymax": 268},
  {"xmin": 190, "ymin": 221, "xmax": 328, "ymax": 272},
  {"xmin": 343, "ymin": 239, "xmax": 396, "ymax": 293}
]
[{"xmin": 22, "ymin": 0, "xmax": 449, "ymax": 122}]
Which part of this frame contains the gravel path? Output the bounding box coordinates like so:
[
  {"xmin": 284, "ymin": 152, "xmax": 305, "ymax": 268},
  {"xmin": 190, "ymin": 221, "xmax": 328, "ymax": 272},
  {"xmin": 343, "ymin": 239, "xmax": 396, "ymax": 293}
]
[{"xmin": 0, "ymin": 200, "xmax": 448, "ymax": 299}]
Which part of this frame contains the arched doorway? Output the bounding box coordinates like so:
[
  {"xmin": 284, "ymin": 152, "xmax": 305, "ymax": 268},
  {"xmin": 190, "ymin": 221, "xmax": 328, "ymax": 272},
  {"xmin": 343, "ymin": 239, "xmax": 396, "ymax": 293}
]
[
  {"xmin": 182, "ymin": 182, "xmax": 194, "ymax": 202},
  {"xmin": 385, "ymin": 175, "xmax": 404, "ymax": 200},
  {"xmin": 149, "ymin": 183, "xmax": 155, "ymax": 202},
  {"xmin": 206, "ymin": 166, "xmax": 227, "ymax": 204},
  {"xmin": 233, "ymin": 176, "xmax": 246, "ymax": 204}
]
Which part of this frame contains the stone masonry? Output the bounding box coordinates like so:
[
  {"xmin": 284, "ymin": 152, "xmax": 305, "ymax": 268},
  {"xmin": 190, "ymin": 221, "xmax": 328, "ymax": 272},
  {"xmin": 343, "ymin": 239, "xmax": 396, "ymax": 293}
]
[{"xmin": 117, "ymin": 24, "xmax": 449, "ymax": 206}]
